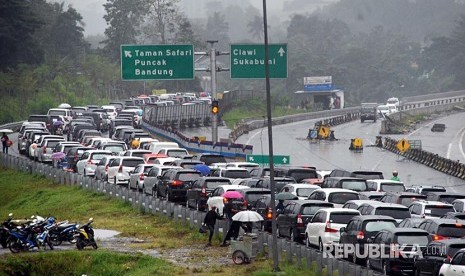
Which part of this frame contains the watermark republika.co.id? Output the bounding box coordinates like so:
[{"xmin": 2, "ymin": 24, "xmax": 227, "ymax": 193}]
[{"xmin": 322, "ymin": 243, "xmax": 447, "ymax": 259}]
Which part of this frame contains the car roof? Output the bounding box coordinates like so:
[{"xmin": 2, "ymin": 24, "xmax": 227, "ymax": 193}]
[
  {"xmin": 318, "ymin": 188, "xmax": 359, "ymax": 194},
  {"xmin": 285, "ymin": 200, "xmax": 334, "ymax": 206},
  {"xmin": 386, "ymin": 192, "xmax": 425, "ymax": 197},
  {"xmin": 412, "ymin": 200, "xmax": 453, "ymax": 206},
  {"xmin": 352, "ymin": 215, "xmax": 397, "ymax": 221},
  {"xmin": 359, "ymin": 202, "xmax": 407, "ymax": 208},
  {"xmin": 367, "ymin": 179, "xmax": 404, "ymax": 184},
  {"xmin": 326, "ymin": 176, "xmax": 366, "ymax": 181},
  {"xmin": 284, "ymin": 184, "xmax": 321, "ymax": 189},
  {"xmin": 317, "ymin": 208, "xmax": 360, "ymax": 214}
]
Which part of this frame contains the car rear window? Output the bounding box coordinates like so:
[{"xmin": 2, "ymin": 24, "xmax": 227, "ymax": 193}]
[
  {"xmin": 245, "ymin": 191, "xmax": 271, "ymax": 203},
  {"xmin": 177, "ymin": 172, "xmax": 202, "ymax": 181},
  {"xmin": 289, "ymin": 170, "xmax": 317, "ymax": 181},
  {"xmin": 122, "ymin": 159, "xmax": 144, "ymax": 167},
  {"xmin": 438, "ymin": 195, "xmax": 465, "ymax": 204},
  {"xmin": 296, "ymin": 188, "xmax": 318, "ymax": 198},
  {"xmin": 114, "ymin": 120, "xmax": 132, "ymax": 127},
  {"xmin": 425, "ymin": 205, "xmax": 455, "ymax": 217},
  {"xmin": 49, "ymin": 110, "xmax": 67, "ymax": 116},
  {"xmin": 449, "ymin": 244, "xmax": 465, "ymax": 257},
  {"xmin": 375, "ymin": 207, "xmax": 411, "ymax": 220},
  {"xmin": 91, "ymin": 153, "xmax": 111, "ymax": 160},
  {"xmin": 104, "ymin": 145, "xmax": 125, "ymax": 152},
  {"xmin": 421, "ymin": 188, "xmax": 446, "ymax": 195},
  {"xmin": 341, "ymin": 180, "xmax": 367, "ymax": 191},
  {"xmin": 400, "ymin": 196, "xmax": 426, "ymax": 206},
  {"xmin": 201, "ymin": 156, "xmax": 227, "ymax": 165},
  {"xmin": 328, "ymin": 192, "xmax": 359, "ymax": 204},
  {"xmin": 205, "ymin": 180, "xmax": 231, "ymax": 189},
  {"xmin": 47, "ymin": 141, "xmax": 61, "ymax": 148},
  {"xmin": 329, "ymin": 213, "xmax": 359, "ymax": 224},
  {"xmin": 301, "ymin": 205, "xmax": 332, "ymax": 216},
  {"xmin": 438, "ymin": 225, "xmax": 465, "ymax": 238},
  {"xmin": 395, "ymin": 233, "xmax": 430, "ymax": 246},
  {"xmin": 223, "ymin": 170, "xmax": 251, "ymax": 179},
  {"xmin": 364, "ymin": 221, "xmax": 397, "ymax": 232},
  {"xmin": 380, "ymin": 183, "xmax": 405, "ymax": 193},
  {"xmin": 132, "ymin": 152, "xmax": 149, "ymax": 158},
  {"xmin": 166, "ymin": 150, "xmax": 188, "ymax": 158}
]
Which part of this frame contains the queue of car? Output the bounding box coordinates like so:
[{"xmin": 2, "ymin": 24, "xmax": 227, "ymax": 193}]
[{"xmin": 16, "ymin": 98, "xmax": 465, "ymax": 276}]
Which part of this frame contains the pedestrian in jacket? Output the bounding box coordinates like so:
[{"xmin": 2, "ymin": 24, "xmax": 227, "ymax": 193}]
[
  {"xmin": 203, "ymin": 206, "xmax": 223, "ymax": 246},
  {"xmin": 1, "ymin": 133, "xmax": 9, "ymax": 154}
]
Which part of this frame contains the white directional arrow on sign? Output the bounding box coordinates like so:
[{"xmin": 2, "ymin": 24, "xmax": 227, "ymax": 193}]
[
  {"xmin": 124, "ymin": 51, "xmax": 132, "ymax": 58},
  {"xmin": 278, "ymin": 47, "xmax": 285, "ymax": 57},
  {"xmin": 249, "ymin": 157, "xmax": 254, "ymax": 162},
  {"xmin": 282, "ymin": 157, "xmax": 288, "ymax": 164}
]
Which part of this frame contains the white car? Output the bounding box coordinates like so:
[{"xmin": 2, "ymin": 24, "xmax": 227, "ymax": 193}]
[
  {"xmin": 29, "ymin": 135, "xmax": 63, "ymax": 160},
  {"xmin": 76, "ymin": 150, "xmax": 113, "ymax": 176},
  {"xmin": 107, "ymin": 157, "xmax": 145, "ymax": 185},
  {"xmin": 408, "ymin": 200, "xmax": 455, "ymax": 219},
  {"xmin": 225, "ymin": 162, "xmax": 260, "ymax": 169},
  {"xmin": 206, "ymin": 185, "xmax": 250, "ymax": 215},
  {"xmin": 37, "ymin": 138, "xmax": 65, "ymax": 163},
  {"xmin": 307, "ymin": 188, "xmax": 360, "ymax": 208},
  {"xmin": 452, "ymin": 199, "xmax": 465, "ymax": 212},
  {"xmin": 366, "ymin": 179, "xmax": 406, "ymax": 193},
  {"xmin": 101, "ymin": 105, "xmax": 118, "ymax": 120},
  {"xmin": 152, "ymin": 157, "xmax": 180, "ymax": 166},
  {"xmin": 280, "ymin": 184, "xmax": 321, "ymax": 200},
  {"xmin": 439, "ymin": 248, "xmax": 465, "ymax": 276},
  {"xmin": 305, "ymin": 208, "xmax": 360, "ymax": 250},
  {"xmin": 94, "ymin": 156, "xmax": 118, "ymax": 181},
  {"xmin": 128, "ymin": 164, "xmax": 154, "ymax": 191},
  {"xmin": 156, "ymin": 147, "xmax": 190, "ymax": 158},
  {"xmin": 120, "ymin": 149, "xmax": 152, "ymax": 158}
]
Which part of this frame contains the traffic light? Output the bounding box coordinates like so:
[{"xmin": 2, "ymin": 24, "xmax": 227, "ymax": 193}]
[{"xmin": 211, "ymin": 100, "xmax": 219, "ymax": 114}]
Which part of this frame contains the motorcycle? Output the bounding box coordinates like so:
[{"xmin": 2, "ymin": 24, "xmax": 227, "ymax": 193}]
[
  {"xmin": 75, "ymin": 218, "xmax": 97, "ymax": 250},
  {"xmin": 48, "ymin": 220, "xmax": 79, "ymax": 246},
  {"xmin": 8, "ymin": 217, "xmax": 54, "ymax": 253},
  {"xmin": 55, "ymin": 126, "xmax": 64, "ymax": 136},
  {"xmin": 0, "ymin": 213, "xmax": 14, "ymax": 248}
]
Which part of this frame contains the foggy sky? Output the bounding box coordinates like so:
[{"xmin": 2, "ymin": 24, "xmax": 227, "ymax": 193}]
[{"xmin": 62, "ymin": 0, "xmax": 337, "ymax": 36}]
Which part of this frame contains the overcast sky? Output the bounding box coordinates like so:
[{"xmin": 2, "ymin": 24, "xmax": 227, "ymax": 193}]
[{"xmin": 62, "ymin": 0, "xmax": 336, "ymax": 36}]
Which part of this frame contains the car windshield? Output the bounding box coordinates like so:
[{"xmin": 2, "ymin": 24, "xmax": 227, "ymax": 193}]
[
  {"xmin": 296, "ymin": 188, "xmax": 318, "ymax": 197},
  {"xmin": 380, "ymin": 183, "xmax": 405, "ymax": 192},
  {"xmin": 365, "ymin": 221, "xmax": 397, "ymax": 232},
  {"xmin": 341, "ymin": 180, "xmax": 367, "ymax": 191},
  {"xmin": 122, "ymin": 159, "xmax": 144, "ymax": 167},
  {"xmin": 328, "ymin": 192, "xmax": 359, "ymax": 204},
  {"xmin": 329, "ymin": 213, "xmax": 359, "ymax": 224},
  {"xmin": 395, "ymin": 233, "xmax": 430, "ymax": 246},
  {"xmin": 425, "ymin": 205, "xmax": 455, "ymax": 217},
  {"xmin": 301, "ymin": 205, "xmax": 331, "ymax": 216},
  {"xmin": 375, "ymin": 208, "xmax": 411, "ymax": 219},
  {"xmin": 438, "ymin": 195, "xmax": 465, "ymax": 204},
  {"xmin": 438, "ymin": 225, "xmax": 465, "ymax": 238},
  {"xmin": 205, "ymin": 180, "xmax": 231, "ymax": 189}
]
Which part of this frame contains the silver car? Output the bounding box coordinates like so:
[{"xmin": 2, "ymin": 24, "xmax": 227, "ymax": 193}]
[
  {"xmin": 143, "ymin": 165, "xmax": 182, "ymax": 196},
  {"xmin": 128, "ymin": 164, "xmax": 155, "ymax": 192},
  {"xmin": 37, "ymin": 138, "xmax": 65, "ymax": 163}
]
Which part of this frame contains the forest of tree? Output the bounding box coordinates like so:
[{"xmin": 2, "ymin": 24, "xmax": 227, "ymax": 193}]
[{"xmin": 0, "ymin": 0, "xmax": 464, "ymax": 123}]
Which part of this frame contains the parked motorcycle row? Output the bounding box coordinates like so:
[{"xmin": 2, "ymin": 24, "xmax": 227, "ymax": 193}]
[{"xmin": 0, "ymin": 214, "xmax": 97, "ymax": 253}]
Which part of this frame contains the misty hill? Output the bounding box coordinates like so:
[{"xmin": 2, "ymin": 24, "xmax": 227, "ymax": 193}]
[{"xmin": 315, "ymin": 0, "xmax": 465, "ymax": 43}]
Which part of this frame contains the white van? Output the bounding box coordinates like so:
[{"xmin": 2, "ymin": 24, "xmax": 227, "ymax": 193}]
[{"xmin": 147, "ymin": 141, "xmax": 179, "ymax": 154}]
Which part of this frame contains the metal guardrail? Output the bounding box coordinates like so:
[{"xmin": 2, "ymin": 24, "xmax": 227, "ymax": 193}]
[
  {"xmin": 0, "ymin": 153, "xmax": 381, "ymax": 275},
  {"xmin": 0, "ymin": 121, "xmax": 25, "ymax": 132}
]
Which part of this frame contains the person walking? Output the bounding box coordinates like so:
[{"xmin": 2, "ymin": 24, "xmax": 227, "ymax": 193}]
[
  {"xmin": 391, "ymin": 170, "xmax": 400, "ymax": 181},
  {"xmin": 203, "ymin": 206, "xmax": 222, "ymax": 246},
  {"xmin": 1, "ymin": 133, "xmax": 9, "ymax": 154}
]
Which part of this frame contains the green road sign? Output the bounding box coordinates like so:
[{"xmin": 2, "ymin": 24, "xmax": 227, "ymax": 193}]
[
  {"xmin": 230, "ymin": 44, "xmax": 287, "ymax": 79},
  {"xmin": 246, "ymin": 154, "xmax": 290, "ymax": 165},
  {"xmin": 120, "ymin": 44, "xmax": 194, "ymax": 80}
]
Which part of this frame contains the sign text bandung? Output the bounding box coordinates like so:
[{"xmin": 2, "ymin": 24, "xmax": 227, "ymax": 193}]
[
  {"xmin": 121, "ymin": 44, "xmax": 194, "ymax": 80},
  {"xmin": 230, "ymin": 44, "xmax": 287, "ymax": 79}
]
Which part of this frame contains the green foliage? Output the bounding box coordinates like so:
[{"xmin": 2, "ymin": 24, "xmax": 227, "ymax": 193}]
[{"xmin": 0, "ymin": 251, "xmax": 181, "ymax": 276}]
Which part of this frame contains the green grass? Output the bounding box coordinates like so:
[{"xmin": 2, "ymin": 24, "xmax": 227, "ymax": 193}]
[
  {"xmin": 0, "ymin": 169, "xmax": 322, "ymax": 275},
  {"xmin": 222, "ymin": 99, "xmax": 306, "ymax": 129}
]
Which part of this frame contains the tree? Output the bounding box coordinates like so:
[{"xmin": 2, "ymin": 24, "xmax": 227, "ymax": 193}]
[
  {"xmin": 0, "ymin": 0, "xmax": 44, "ymax": 70},
  {"xmin": 103, "ymin": 0, "xmax": 146, "ymax": 61},
  {"xmin": 247, "ymin": 15, "xmax": 263, "ymax": 41},
  {"xmin": 205, "ymin": 12, "xmax": 230, "ymax": 50},
  {"xmin": 141, "ymin": 0, "xmax": 180, "ymax": 44}
]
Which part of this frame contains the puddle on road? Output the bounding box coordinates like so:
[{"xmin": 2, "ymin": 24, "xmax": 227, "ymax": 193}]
[{"xmin": 93, "ymin": 229, "xmax": 120, "ymax": 239}]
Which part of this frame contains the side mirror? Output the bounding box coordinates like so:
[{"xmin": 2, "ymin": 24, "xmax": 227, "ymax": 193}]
[
  {"xmin": 339, "ymin": 227, "xmax": 346, "ymax": 233},
  {"xmin": 444, "ymin": 258, "xmax": 451, "ymax": 264}
]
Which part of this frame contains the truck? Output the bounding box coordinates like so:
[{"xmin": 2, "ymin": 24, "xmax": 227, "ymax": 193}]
[{"xmin": 360, "ymin": 103, "xmax": 378, "ymax": 123}]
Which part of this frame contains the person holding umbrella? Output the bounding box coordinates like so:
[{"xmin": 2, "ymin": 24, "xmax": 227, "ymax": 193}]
[{"xmin": 1, "ymin": 133, "xmax": 9, "ymax": 154}]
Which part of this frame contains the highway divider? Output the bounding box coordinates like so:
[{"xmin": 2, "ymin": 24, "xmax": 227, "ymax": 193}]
[
  {"xmin": 0, "ymin": 152, "xmax": 381, "ymax": 275},
  {"xmin": 382, "ymin": 137, "xmax": 465, "ymax": 180}
]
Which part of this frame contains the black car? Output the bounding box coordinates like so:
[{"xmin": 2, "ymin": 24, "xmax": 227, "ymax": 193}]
[
  {"xmin": 379, "ymin": 192, "xmax": 427, "ymax": 206},
  {"xmin": 273, "ymin": 166, "xmax": 318, "ymax": 182},
  {"xmin": 256, "ymin": 177, "xmax": 297, "ymax": 193},
  {"xmin": 234, "ymin": 178, "xmax": 262, "ymax": 188},
  {"xmin": 191, "ymin": 153, "xmax": 227, "ymax": 165},
  {"xmin": 157, "ymin": 169, "xmax": 202, "ymax": 202},
  {"xmin": 351, "ymin": 170, "xmax": 384, "ymax": 180},
  {"xmin": 417, "ymin": 219, "xmax": 465, "ymax": 240},
  {"xmin": 367, "ymin": 228, "xmax": 431, "ymax": 275},
  {"xmin": 109, "ymin": 118, "xmax": 133, "ymax": 137},
  {"xmin": 238, "ymin": 188, "xmax": 272, "ymax": 210},
  {"xmin": 322, "ymin": 177, "xmax": 368, "ymax": 192},
  {"xmin": 71, "ymin": 124, "xmax": 97, "ymax": 141},
  {"xmin": 276, "ymin": 200, "xmax": 334, "ymax": 242},
  {"xmin": 28, "ymin": 115, "xmax": 52, "ymax": 132},
  {"xmin": 339, "ymin": 215, "xmax": 398, "ymax": 264},
  {"xmin": 414, "ymin": 238, "xmax": 465, "ymax": 276},
  {"xmin": 426, "ymin": 192, "xmax": 465, "ymax": 204},
  {"xmin": 252, "ymin": 195, "xmax": 273, "ymax": 231},
  {"xmin": 66, "ymin": 146, "xmax": 93, "ymax": 171},
  {"xmin": 186, "ymin": 177, "xmax": 231, "ymax": 211}
]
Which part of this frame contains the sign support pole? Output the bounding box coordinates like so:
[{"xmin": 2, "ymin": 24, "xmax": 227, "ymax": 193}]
[
  {"xmin": 208, "ymin": 40, "xmax": 219, "ymax": 143},
  {"xmin": 262, "ymin": 0, "xmax": 279, "ymax": 271}
]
